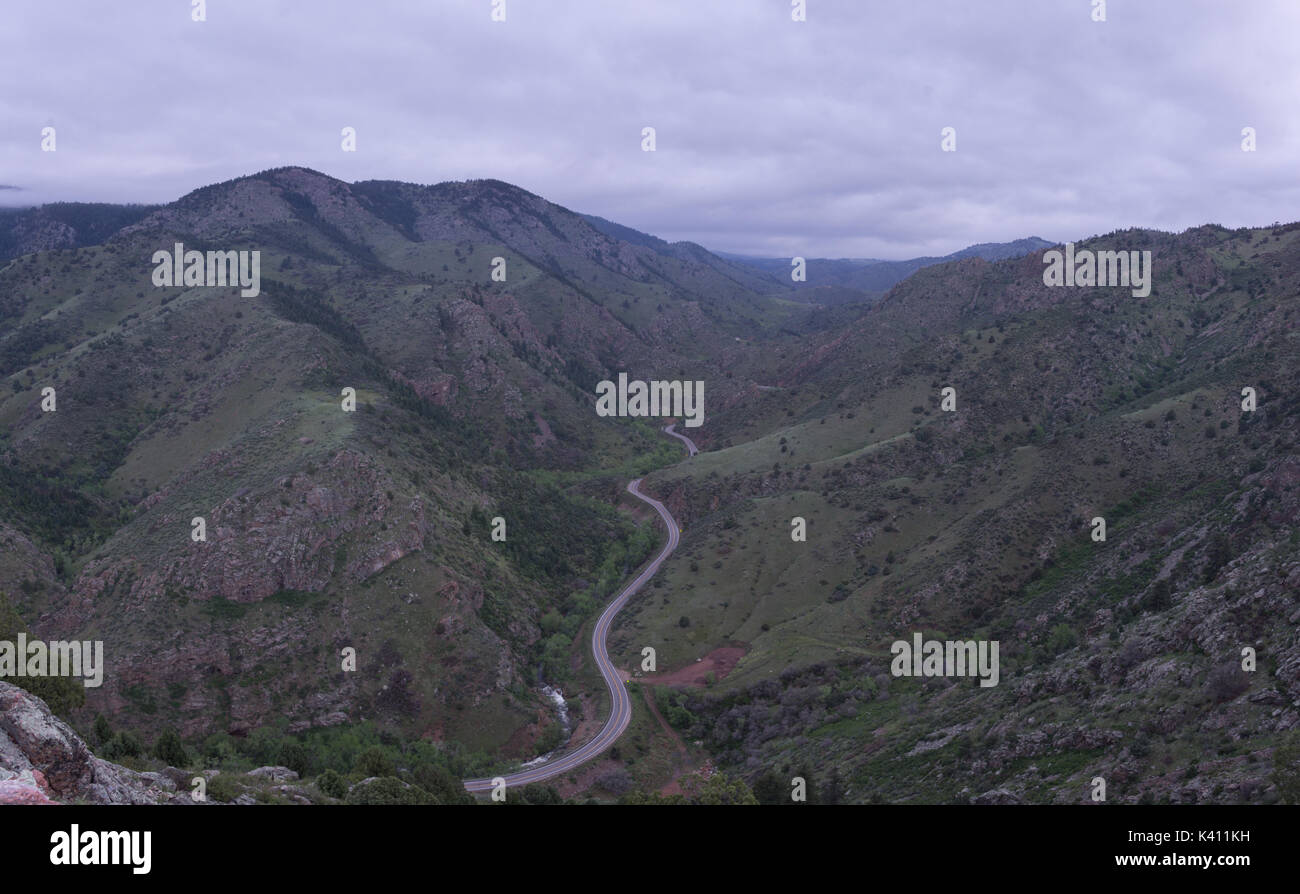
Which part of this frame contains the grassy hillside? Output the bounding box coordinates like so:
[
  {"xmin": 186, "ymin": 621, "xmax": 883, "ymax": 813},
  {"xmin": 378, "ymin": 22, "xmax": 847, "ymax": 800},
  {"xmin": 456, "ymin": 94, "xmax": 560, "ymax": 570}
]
[{"xmin": 616, "ymin": 222, "xmax": 1300, "ymax": 803}]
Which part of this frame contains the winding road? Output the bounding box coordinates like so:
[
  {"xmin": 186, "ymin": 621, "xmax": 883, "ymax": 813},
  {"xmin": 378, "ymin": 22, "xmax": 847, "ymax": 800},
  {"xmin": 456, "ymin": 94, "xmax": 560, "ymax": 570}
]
[
  {"xmin": 662, "ymin": 423, "xmax": 699, "ymax": 457},
  {"xmin": 463, "ymin": 456, "xmax": 687, "ymax": 792}
]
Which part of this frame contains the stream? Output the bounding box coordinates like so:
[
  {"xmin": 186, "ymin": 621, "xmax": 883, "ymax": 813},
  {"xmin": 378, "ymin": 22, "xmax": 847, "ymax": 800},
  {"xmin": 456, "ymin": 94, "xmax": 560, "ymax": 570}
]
[{"xmin": 519, "ymin": 684, "xmax": 572, "ymax": 769}]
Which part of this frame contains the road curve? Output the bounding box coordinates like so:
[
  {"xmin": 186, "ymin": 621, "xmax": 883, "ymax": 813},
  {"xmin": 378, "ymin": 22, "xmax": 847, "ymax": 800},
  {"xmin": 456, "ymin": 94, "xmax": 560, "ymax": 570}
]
[
  {"xmin": 663, "ymin": 423, "xmax": 699, "ymax": 457},
  {"xmin": 463, "ymin": 478, "xmax": 680, "ymax": 793}
]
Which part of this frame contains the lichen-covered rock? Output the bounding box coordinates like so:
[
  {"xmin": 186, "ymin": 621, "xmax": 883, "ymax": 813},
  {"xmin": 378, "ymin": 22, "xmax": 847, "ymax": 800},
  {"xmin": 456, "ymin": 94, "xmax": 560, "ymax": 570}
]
[
  {"xmin": 0, "ymin": 682, "xmax": 167, "ymax": 804},
  {"xmin": 0, "ymin": 777, "xmax": 57, "ymax": 804}
]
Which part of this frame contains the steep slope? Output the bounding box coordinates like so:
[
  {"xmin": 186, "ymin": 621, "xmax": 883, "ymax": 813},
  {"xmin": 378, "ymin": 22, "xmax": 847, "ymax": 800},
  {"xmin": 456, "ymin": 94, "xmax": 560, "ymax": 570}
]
[
  {"xmin": 617, "ymin": 222, "xmax": 1300, "ymax": 803},
  {"xmin": 0, "ymin": 167, "xmax": 788, "ymax": 760}
]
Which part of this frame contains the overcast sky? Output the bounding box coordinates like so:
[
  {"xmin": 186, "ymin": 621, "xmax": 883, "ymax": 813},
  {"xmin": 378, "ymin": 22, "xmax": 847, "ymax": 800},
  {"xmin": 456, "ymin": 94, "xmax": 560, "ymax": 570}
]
[{"xmin": 2, "ymin": 0, "xmax": 1298, "ymax": 259}]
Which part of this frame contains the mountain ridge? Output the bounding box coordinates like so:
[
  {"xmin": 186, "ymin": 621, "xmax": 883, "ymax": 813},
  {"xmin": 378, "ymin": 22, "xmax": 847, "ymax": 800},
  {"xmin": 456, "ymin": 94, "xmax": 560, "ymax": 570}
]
[{"xmin": 1, "ymin": 167, "xmax": 1297, "ymax": 803}]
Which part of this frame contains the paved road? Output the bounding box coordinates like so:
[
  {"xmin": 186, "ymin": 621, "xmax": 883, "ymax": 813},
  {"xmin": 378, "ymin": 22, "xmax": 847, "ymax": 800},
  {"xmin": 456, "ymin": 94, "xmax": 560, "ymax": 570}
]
[
  {"xmin": 663, "ymin": 423, "xmax": 699, "ymax": 457},
  {"xmin": 463, "ymin": 478, "xmax": 681, "ymax": 793}
]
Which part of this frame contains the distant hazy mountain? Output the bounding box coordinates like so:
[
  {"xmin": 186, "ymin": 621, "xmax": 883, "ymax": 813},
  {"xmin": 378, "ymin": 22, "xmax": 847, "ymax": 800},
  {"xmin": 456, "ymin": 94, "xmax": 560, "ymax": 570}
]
[
  {"xmin": 579, "ymin": 211, "xmax": 1052, "ymax": 305},
  {"xmin": 578, "ymin": 212, "xmax": 791, "ymax": 295},
  {"xmin": 715, "ymin": 236, "xmax": 1056, "ymax": 302}
]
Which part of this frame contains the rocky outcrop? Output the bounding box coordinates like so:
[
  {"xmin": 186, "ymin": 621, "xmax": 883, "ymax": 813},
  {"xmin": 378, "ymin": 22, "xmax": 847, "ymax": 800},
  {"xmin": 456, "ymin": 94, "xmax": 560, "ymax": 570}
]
[
  {"xmin": 0, "ymin": 682, "xmax": 175, "ymax": 805},
  {"xmin": 971, "ymin": 788, "xmax": 1026, "ymax": 805},
  {"xmin": 247, "ymin": 765, "xmax": 299, "ymax": 783}
]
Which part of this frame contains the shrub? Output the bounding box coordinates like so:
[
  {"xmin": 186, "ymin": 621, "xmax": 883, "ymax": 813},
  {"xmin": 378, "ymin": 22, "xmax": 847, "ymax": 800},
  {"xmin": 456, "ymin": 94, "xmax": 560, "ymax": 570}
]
[
  {"xmin": 1143, "ymin": 578, "xmax": 1173, "ymax": 612},
  {"xmin": 354, "ymin": 745, "xmax": 395, "ymax": 778},
  {"xmin": 1271, "ymin": 734, "xmax": 1300, "ymax": 804},
  {"xmin": 205, "ymin": 773, "xmax": 245, "ymax": 803},
  {"xmin": 411, "ymin": 763, "xmax": 474, "ymax": 805},
  {"xmin": 593, "ymin": 768, "xmax": 634, "ymax": 795},
  {"xmin": 200, "ymin": 732, "xmax": 239, "ymax": 767},
  {"xmin": 1206, "ymin": 662, "xmax": 1250, "ymax": 703},
  {"xmin": 316, "ymin": 769, "xmax": 347, "ymax": 799},
  {"xmin": 1202, "ymin": 533, "xmax": 1232, "ymax": 582},
  {"xmin": 1041, "ymin": 624, "xmax": 1078, "ymax": 659},
  {"xmin": 506, "ymin": 784, "xmax": 563, "ymax": 805},
  {"xmin": 346, "ymin": 777, "xmax": 437, "ymax": 805},
  {"xmin": 102, "ymin": 731, "xmax": 144, "ymax": 760}
]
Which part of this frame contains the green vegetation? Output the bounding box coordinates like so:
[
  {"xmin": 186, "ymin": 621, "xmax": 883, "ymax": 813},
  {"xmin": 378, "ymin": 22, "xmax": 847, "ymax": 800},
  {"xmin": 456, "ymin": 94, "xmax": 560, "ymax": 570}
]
[
  {"xmin": 0, "ymin": 592, "xmax": 86, "ymax": 717},
  {"xmin": 2, "ymin": 176, "xmax": 1297, "ymax": 805}
]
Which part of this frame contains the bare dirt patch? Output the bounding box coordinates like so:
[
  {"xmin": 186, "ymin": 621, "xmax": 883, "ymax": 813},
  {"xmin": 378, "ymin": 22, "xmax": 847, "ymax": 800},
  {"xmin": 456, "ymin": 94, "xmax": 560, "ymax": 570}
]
[{"xmin": 637, "ymin": 644, "xmax": 748, "ymax": 688}]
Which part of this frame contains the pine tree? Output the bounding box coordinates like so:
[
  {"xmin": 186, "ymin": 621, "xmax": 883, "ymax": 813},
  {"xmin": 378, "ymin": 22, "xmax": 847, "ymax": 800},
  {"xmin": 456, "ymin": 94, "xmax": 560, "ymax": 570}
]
[{"xmin": 153, "ymin": 728, "xmax": 189, "ymax": 767}]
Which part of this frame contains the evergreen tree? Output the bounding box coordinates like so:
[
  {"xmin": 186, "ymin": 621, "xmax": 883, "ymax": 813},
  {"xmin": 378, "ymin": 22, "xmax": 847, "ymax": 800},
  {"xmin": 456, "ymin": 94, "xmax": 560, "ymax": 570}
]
[
  {"xmin": 93, "ymin": 714, "xmax": 113, "ymax": 746},
  {"xmin": 280, "ymin": 741, "xmax": 311, "ymax": 777},
  {"xmin": 153, "ymin": 728, "xmax": 189, "ymax": 767},
  {"xmin": 752, "ymin": 770, "xmax": 786, "ymax": 805}
]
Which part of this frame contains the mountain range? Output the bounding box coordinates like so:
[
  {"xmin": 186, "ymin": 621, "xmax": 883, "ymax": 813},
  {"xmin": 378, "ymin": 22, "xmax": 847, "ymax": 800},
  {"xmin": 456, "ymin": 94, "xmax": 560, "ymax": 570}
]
[
  {"xmin": 1, "ymin": 166, "xmax": 1297, "ymax": 804},
  {"xmin": 579, "ymin": 211, "xmax": 1054, "ymax": 306}
]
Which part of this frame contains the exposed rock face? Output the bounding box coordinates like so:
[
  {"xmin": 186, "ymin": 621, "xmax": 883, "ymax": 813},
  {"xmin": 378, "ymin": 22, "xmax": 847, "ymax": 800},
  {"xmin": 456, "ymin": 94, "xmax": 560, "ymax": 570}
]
[
  {"xmin": 0, "ymin": 682, "xmax": 174, "ymax": 805},
  {"xmin": 64, "ymin": 448, "xmax": 428, "ymax": 609}
]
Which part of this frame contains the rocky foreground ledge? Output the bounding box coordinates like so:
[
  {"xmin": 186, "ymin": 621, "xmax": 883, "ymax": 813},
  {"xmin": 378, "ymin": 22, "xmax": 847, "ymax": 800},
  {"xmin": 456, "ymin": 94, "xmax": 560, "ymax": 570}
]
[{"xmin": 0, "ymin": 682, "xmax": 182, "ymax": 805}]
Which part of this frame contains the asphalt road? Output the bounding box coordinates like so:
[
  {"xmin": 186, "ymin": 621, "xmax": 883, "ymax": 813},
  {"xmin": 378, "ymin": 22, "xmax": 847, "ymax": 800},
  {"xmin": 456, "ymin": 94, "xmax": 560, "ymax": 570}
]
[
  {"xmin": 663, "ymin": 423, "xmax": 699, "ymax": 456},
  {"xmin": 462, "ymin": 477, "xmax": 681, "ymax": 793}
]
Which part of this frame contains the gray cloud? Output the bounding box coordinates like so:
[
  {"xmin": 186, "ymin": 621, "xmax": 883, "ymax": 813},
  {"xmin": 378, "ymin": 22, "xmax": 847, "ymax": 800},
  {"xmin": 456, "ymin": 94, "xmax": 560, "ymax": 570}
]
[{"xmin": 1, "ymin": 0, "xmax": 1296, "ymax": 258}]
